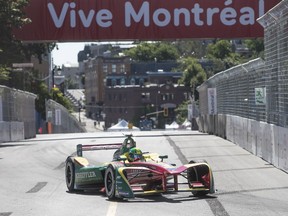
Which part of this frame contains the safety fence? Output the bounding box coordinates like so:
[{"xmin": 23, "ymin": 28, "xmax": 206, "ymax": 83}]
[
  {"xmin": 45, "ymin": 99, "xmax": 86, "ymax": 133},
  {"xmin": 0, "ymin": 85, "xmax": 36, "ymax": 142},
  {"xmin": 197, "ymin": 0, "xmax": 288, "ymax": 172},
  {"xmin": 197, "ymin": 57, "xmax": 288, "ymax": 172}
]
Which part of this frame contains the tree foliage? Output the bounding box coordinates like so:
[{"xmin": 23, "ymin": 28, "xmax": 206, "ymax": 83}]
[
  {"xmin": 124, "ymin": 42, "xmax": 179, "ymax": 61},
  {"xmin": 206, "ymin": 40, "xmax": 242, "ymax": 74},
  {"xmin": 244, "ymin": 38, "xmax": 264, "ymax": 58},
  {"xmin": 0, "ymin": 0, "xmax": 56, "ymax": 81},
  {"xmin": 174, "ymin": 40, "xmax": 207, "ymax": 59},
  {"xmin": 175, "ymin": 100, "xmax": 189, "ymax": 124},
  {"xmin": 178, "ymin": 57, "xmax": 207, "ymax": 100}
]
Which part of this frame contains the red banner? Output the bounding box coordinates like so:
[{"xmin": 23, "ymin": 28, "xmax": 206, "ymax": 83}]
[{"xmin": 14, "ymin": 0, "xmax": 280, "ymax": 41}]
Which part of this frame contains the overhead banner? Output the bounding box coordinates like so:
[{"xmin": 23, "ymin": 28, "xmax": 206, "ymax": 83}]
[{"xmin": 14, "ymin": 0, "xmax": 280, "ymax": 41}]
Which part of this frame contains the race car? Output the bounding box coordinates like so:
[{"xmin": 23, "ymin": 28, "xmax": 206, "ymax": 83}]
[{"xmin": 65, "ymin": 134, "xmax": 215, "ymax": 199}]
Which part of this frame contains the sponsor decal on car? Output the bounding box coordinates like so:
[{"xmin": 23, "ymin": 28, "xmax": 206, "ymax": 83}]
[{"xmin": 76, "ymin": 172, "xmax": 96, "ymax": 179}]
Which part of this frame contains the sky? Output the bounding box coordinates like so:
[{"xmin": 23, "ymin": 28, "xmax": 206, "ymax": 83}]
[
  {"xmin": 51, "ymin": 41, "xmax": 133, "ymax": 66},
  {"xmin": 51, "ymin": 42, "xmax": 88, "ymax": 66}
]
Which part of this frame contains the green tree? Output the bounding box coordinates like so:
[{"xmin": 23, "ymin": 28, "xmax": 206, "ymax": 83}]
[
  {"xmin": 207, "ymin": 40, "xmax": 232, "ymax": 59},
  {"xmin": 0, "ymin": 0, "xmax": 29, "ymax": 80},
  {"xmin": 206, "ymin": 40, "xmax": 242, "ymax": 74},
  {"xmin": 244, "ymin": 38, "xmax": 264, "ymax": 58},
  {"xmin": 174, "ymin": 40, "xmax": 207, "ymax": 59},
  {"xmin": 178, "ymin": 57, "xmax": 207, "ymax": 100},
  {"xmin": 175, "ymin": 100, "xmax": 189, "ymax": 124},
  {"xmin": 51, "ymin": 87, "xmax": 73, "ymax": 111},
  {"xmin": 0, "ymin": 1, "xmax": 56, "ymax": 82},
  {"xmin": 124, "ymin": 42, "xmax": 179, "ymax": 61},
  {"xmin": 34, "ymin": 82, "xmax": 51, "ymax": 119}
]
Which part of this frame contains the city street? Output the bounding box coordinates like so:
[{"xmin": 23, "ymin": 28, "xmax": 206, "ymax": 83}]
[{"xmin": 1, "ymin": 131, "xmax": 288, "ymax": 216}]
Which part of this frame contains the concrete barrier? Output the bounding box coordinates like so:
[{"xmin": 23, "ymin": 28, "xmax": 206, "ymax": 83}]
[
  {"xmin": 0, "ymin": 121, "xmax": 24, "ymax": 143},
  {"xmin": 277, "ymin": 126, "xmax": 288, "ymax": 172},
  {"xmin": 198, "ymin": 114, "xmax": 288, "ymax": 173},
  {"xmin": 0, "ymin": 122, "xmax": 11, "ymax": 142},
  {"xmin": 10, "ymin": 121, "xmax": 24, "ymax": 141},
  {"xmin": 226, "ymin": 115, "xmax": 234, "ymax": 143}
]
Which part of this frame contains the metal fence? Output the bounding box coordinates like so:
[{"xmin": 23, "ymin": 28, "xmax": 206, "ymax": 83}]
[
  {"xmin": 0, "ymin": 85, "xmax": 36, "ymax": 139},
  {"xmin": 196, "ymin": 1, "xmax": 288, "ymax": 172},
  {"xmin": 258, "ymin": 0, "xmax": 288, "ymax": 128},
  {"xmin": 197, "ymin": 58, "xmax": 269, "ymax": 123},
  {"xmin": 45, "ymin": 99, "xmax": 86, "ymax": 133},
  {"xmin": 198, "ymin": 1, "xmax": 288, "ymax": 129}
]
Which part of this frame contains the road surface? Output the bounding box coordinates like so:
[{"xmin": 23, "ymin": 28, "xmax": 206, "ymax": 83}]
[{"xmin": 1, "ymin": 131, "xmax": 288, "ymax": 216}]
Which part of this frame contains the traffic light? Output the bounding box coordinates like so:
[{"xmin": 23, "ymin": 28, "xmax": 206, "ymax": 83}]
[{"xmin": 163, "ymin": 107, "xmax": 168, "ymax": 117}]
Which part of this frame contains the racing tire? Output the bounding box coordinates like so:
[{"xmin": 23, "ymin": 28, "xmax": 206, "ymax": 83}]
[
  {"xmin": 192, "ymin": 190, "xmax": 209, "ymax": 197},
  {"xmin": 189, "ymin": 159, "xmax": 208, "ymax": 164},
  {"xmin": 65, "ymin": 157, "xmax": 76, "ymax": 192},
  {"xmin": 188, "ymin": 159, "xmax": 209, "ymax": 197},
  {"xmin": 104, "ymin": 165, "xmax": 116, "ymax": 199}
]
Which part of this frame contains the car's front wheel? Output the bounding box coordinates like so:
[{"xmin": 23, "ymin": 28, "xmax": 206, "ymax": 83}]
[
  {"xmin": 104, "ymin": 165, "xmax": 116, "ymax": 199},
  {"xmin": 65, "ymin": 157, "xmax": 75, "ymax": 192}
]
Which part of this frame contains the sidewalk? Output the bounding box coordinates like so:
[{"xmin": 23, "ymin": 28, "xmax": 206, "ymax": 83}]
[{"xmin": 72, "ymin": 111, "xmax": 104, "ymax": 132}]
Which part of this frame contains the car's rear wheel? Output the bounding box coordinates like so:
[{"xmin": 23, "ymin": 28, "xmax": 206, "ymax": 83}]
[
  {"xmin": 105, "ymin": 165, "xmax": 116, "ymax": 199},
  {"xmin": 65, "ymin": 157, "xmax": 75, "ymax": 192}
]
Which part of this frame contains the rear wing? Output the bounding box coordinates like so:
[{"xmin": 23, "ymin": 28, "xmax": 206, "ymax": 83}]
[{"xmin": 76, "ymin": 143, "xmax": 122, "ymax": 157}]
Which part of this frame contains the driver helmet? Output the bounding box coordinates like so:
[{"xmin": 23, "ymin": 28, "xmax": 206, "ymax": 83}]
[{"xmin": 128, "ymin": 147, "xmax": 143, "ymax": 162}]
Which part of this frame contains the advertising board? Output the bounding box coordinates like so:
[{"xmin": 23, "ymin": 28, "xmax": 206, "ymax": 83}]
[{"xmin": 14, "ymin": 0, "xmax": 280, "ymax": 41}]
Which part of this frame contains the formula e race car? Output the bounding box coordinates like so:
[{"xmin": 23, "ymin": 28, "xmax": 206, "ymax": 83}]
[{"xmin": 65, "ymin": 135, "xmax": 215, "ymax": 199}]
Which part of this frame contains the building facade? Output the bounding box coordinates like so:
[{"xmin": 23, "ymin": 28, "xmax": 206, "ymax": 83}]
[
  {"xmin": 84, "ymin": 56, "xmax": 131, "ymax": 119},
  {"xmin": 103, "ymin": 83, "xmax": 190, "ymax": 128}
]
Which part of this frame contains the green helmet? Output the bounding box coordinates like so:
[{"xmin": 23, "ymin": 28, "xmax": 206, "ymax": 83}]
[{"xmin": 128, "ymin": 147, "xmax": 143, "ymax": 162}]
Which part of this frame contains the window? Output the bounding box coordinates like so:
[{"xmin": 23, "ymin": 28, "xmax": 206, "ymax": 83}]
[
  {"xmin": 112, "ymin": 64, "xmax": 116, "ymax": 73},
  {"xmin": 103, "ymin": 64, "xmax": 108, "ymax": 73},
  {"xmin": 130, "ymin": 78, "xmax": 135, "ymax": 85},
  {"xmin": 120, "ymin": 64, "xmax": 125, "ymax": 73},
  {"xmin": 141, "ymin": 92, "xmax": 150, "ymax": 100},
  {"xmin": 120, "ymin": 78, "xmax": 125, "ymax": 85},
  {"xmin": 112, "ymin": 79, "xmax": 116, "ymax": 86}
]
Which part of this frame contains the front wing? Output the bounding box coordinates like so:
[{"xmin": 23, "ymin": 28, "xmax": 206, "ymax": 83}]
[{"xmin": 113, "ymin": 162, "xmax": 215, "ymax": 199}]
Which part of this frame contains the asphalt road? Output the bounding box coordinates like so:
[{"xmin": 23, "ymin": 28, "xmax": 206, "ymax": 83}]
[{"xmin": 1, "ymin": 130, "xmax": 288, "ymax": 216}]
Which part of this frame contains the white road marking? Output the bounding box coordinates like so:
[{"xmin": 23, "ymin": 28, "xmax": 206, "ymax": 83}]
[{"xmin": 106, "ymin": 201, "xmax": 117, "ymax": 216}]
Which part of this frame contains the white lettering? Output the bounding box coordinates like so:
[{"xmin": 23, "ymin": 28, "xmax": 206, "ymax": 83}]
[
  {"xmin": 220, "ymin": 7, "xmax": 237, "ymax": 26},
  {"xmin": 96, "ymin": 10, "xmax": 112, "ymax": 27},
  {"xmin": 207, "ymin": 8, "xmax": 220, "ymax": 26},
  {"xmin": 240, "ymin": 7, "xmax": 255, "ymax": 25},
  {"xmin": 48, "ymin": 1, "xmax": 267, "ymax": 30},
  {"xmin": 153, "ymin": 8, "xmax": 171, "ymax": 27},
  {"xmin": 78, "ymin": 10, "xmax": 95, "ymax": 28},
  {"xmin": 70, "ymin": 2, "xmax": 76, "ymax": 28},
  {"xmin": 174, "ymin": 8, "xmax": 190, "ymax": 26},
  {"xmin": 125, "ymin": 2, "xmax": 149, "ymax": 27},
  {"xmin": 48, "ymin": 2, "xmax": 112, "ymax": 28},
  {"xmin": 48, "ymin": 2, "xmax": 69, "ymax": 28},
  {"xmin": 191, "ymin": 3, "xmax": 204, "ymax": 26},
  {"xmin": 259, "ymin": 0, "xmax": 265, "ymax": 17}
]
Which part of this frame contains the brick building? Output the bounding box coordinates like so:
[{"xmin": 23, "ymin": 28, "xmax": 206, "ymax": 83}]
[
  {"xmin": 83, "ymin": 55, "xmax": 190, "ymax": 128},
  {"xmin": 103, "ymin": 82, "xmax": 190, "ymax": 128},
  {"xmin": 84, "ymin": 56, "xmax": 131, "ymax": 119}
]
